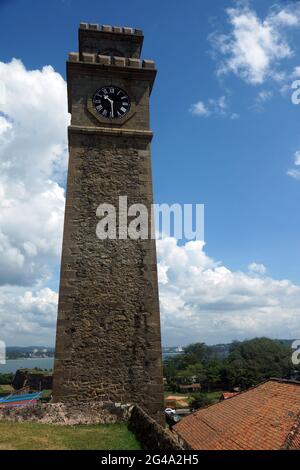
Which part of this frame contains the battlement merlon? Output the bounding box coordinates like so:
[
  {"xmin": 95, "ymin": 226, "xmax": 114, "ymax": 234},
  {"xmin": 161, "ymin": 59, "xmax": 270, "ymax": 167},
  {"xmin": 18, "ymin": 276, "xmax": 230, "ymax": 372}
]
[{"xmin": 79, "ymin": 23, "xmax": 144, "ymax": 59}]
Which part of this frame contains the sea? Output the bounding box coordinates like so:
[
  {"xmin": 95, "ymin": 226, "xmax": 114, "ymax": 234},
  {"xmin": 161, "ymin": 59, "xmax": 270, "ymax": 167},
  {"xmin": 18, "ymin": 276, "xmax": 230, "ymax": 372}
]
[
  {"xmin": 0, "ymin": 358, "xmax": 54, "ymax": 374},
  {"xmin": 0, "ymin": 352, "xmax": 181, "ymax": 374}
]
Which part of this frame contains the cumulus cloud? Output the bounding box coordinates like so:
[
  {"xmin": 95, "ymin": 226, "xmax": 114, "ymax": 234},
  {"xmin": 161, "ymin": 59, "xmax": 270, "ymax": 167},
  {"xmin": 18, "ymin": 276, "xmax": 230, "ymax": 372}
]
[
  {"xmin": 157, "ymin": 238, "xmax": 300, "ymax": 345},
  {"xmin": 190, "ymin": 95, "xmax": 239, "ymax": 119},
  {"xmin": 0, "ymin": 59, "xmax": 69, "ymax": 287},
  {"xmin": 0, "ymin": 286, "xmax": 58, "ymax": 346},
  {"xmin": 0, "ymin": 59, "xmax": 69, "ymax": 345},
  {"xmin": 209, "ymin": 3, "xmax": 300, "ymax": 85}
]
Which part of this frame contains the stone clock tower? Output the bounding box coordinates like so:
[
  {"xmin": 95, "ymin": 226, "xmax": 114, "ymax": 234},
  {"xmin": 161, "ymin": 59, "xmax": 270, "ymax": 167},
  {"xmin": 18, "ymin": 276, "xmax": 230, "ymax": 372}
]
[{"xmin": 52, "ymin": 23, "xmax": 164, "ymax": 423}]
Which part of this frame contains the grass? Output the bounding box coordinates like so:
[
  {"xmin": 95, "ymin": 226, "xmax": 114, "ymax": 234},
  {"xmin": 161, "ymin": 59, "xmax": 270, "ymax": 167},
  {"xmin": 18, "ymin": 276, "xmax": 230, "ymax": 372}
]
[
  {"xmin": 0, "ymin": 421, "xmax": 141, "ymax": 450},
  {"xmin": 0, "ymin": 385, "xmax": 13, "ymax": 394},
  {"xmin": 205, "ymin": 391, "xmax": 223, "ymax": 402},
  {"xmin": 164, "ymin": 391, "xmax": 188, "ymax": 397},
  {"xmin": 19, "ymin": 368, "xmax": 53, "ymax": 375}
]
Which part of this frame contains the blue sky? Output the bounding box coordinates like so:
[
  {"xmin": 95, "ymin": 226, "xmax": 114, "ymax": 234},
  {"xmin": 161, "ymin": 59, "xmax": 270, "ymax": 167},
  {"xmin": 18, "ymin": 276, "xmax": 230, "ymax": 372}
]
[{"xmin": 1, "ymin": 0, "xmax": 300, "ymax": 346}]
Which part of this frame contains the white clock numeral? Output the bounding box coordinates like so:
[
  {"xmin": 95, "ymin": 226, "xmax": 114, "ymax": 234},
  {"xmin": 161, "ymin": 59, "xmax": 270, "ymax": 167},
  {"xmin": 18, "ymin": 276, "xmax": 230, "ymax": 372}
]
[
  {"xmin": 120, "ymin": 107, "xmax": 126, "ymax": 113},
  {"xmin": 109, "ymin": 87, "xmax": 115, "ymax": 93},
  {"xmin": 102, "ymin": 109, "xmax": 107, "ymax": 116}
]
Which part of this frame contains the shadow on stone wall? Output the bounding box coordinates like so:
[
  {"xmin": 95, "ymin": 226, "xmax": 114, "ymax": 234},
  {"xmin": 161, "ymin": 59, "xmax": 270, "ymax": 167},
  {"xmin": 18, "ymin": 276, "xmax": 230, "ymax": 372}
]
[{"xmin": 128, "ymin": 406, "xmax": 185, "ymax": 450}]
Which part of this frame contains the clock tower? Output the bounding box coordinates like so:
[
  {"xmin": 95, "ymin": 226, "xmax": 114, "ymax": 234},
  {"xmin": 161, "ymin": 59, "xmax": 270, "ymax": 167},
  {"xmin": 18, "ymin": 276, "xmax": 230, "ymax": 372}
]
[{"xmin": 52, "ymin": 23, "xmax": 164, "ymax": 424}]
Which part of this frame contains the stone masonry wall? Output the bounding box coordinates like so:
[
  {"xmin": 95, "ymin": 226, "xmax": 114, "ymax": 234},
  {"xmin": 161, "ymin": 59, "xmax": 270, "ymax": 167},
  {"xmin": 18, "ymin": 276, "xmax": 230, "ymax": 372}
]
[
  {"xmin": 53, "ymin": 131, "xmax": 164, "ymax": 424},
  {"xmin": 0, "ymin": 402, "xmax": 131, "ymax": 426}
]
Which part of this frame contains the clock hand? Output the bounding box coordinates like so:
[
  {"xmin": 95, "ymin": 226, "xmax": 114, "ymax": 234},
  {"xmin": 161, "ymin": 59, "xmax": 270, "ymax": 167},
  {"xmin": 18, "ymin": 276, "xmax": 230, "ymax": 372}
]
[
  {"xmin": 104, "ymin": 95, "xmax": 113, "ymax": 104},
  {"xmin": 103, "ymin": 95, "xmax": 114, "ymax": 118}
]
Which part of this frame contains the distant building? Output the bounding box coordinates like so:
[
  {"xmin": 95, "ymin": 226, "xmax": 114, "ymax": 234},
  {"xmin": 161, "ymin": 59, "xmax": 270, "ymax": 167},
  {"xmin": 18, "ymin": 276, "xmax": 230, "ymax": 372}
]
[
  {"xmin": 220, "ymin": 392, "xmax": 239, "ymax": 400},
  {"xmin": 12, "ymin": 370, "xmax": 52, "ymax": 392},
  {"xmin": 179, "ymin": 383, "xmax": 201, "ymax": 393},
  {"xmin": 173, "ymin": 379, "xmax": 300, "ymax": 450}
]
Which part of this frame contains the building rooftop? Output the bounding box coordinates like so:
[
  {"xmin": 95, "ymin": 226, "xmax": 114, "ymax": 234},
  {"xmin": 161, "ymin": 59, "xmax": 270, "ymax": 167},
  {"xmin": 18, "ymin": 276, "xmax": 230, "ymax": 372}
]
[{"xmin": 173, "ymin": 379, "xmax": 300, "ymax": 450}]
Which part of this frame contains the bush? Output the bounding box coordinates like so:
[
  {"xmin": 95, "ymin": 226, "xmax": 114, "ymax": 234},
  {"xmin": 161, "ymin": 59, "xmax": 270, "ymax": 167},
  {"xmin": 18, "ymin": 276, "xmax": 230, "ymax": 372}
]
[
  {"xmin": 0, "ymin": 373, "xmax": 14, "ymax": 385},
  {"xmin": 190, "ymin": 393, "xmax": 214, "ymax": 410}
]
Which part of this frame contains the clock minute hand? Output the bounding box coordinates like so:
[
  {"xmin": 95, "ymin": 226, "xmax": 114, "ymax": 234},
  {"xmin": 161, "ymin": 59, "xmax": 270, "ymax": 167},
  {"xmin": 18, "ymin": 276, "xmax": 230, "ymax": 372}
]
[{"xmin": 104, "ymin": 95, "xmax": 114, "ymax": 118}]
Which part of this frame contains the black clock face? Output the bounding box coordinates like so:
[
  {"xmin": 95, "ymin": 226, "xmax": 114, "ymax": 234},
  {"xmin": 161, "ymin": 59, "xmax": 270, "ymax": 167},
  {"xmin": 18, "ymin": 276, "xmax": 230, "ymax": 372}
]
[{"xmin": 92, "ymin": 86, "xmax": 131, "ymax": 119}]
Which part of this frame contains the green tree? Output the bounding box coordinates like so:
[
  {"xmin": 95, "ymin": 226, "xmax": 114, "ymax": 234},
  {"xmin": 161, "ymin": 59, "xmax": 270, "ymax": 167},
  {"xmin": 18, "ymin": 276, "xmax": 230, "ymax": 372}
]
[
  {"xmin": 190, "ymin": 392, "xmax": 214, "ymax": 410},
  {"xmin": 223, "ymin": 337, "xmax": 293, "ymax": 389},
  {"xmin": 0, "ymin": 373, "xmax": 14, "ymax": 385}
]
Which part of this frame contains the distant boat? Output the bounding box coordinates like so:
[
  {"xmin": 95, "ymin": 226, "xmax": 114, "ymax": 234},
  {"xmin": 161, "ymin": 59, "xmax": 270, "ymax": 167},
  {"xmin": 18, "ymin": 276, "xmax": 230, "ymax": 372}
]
[{"xmin": 0, "ymin": 392, "xmax": 42, "ymax": 408}]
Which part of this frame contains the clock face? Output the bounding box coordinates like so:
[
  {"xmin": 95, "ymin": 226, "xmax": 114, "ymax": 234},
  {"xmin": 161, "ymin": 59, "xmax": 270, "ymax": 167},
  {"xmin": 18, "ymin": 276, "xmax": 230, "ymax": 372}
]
[{"xmin": 92, "ymin": 86, "xmax": 131, "ymax": 119}]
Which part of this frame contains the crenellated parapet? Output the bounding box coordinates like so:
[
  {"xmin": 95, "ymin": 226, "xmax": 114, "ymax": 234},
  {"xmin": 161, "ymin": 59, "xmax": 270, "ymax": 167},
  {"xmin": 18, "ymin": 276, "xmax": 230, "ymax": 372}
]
[
  {"xmin": 79, "ymin": 23, "xmax": 143, "ymax": 36},
  {"xmin": 79, "ymin": 23, "xmax": 144, "ymax": 59},
  {"xmin": 68, "ymin": 52, "xmax": 156, "ymax": 70}
]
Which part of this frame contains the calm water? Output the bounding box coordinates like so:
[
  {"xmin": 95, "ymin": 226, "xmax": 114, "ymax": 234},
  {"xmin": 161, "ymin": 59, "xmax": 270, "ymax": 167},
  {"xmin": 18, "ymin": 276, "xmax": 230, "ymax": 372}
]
[
  {"xmin": 0, "ymin": 358, "xmax": 54, "ymax": 374},
  {"xmin": 0, "ymin": 352, "xmax": 180, "ymax": 374}
]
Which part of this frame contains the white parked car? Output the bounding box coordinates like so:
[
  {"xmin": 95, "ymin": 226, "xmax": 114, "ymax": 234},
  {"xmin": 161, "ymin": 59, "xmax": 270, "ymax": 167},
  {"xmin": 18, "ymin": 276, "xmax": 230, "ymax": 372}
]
[{"xmin": 165, "ymin": 407, "xmax": 176, "ymax": 415}]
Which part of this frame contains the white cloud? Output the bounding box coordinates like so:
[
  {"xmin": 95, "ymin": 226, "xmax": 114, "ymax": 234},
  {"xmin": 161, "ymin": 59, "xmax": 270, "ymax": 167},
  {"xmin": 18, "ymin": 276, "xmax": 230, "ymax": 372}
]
[
  {"xmin": 291, "ymin": 66, "xmax": 300, "ymax": 79},
  {"xmin": 294, "ymin": 150, "xmax": 300, "ymax": 166},
  {"xmin": 190, "ymin": 101, "xmax": 210, "ymax": 116},
  {"xmin": 251, "ymin": 89, "xmax": 273, "ymax": 111},
  {"xmin": 0, "ymin": 286, "xmax": 58, "ymax": 346},
  {"xmin": 287, "ymin": 169, "xmax": 300, "ymax": 181},
  {"xmin": 157, "ymin": 237, "xmax": 300, "ymax": 345},
  {"xmin": 190, "ymin": 95, "xmax": 239, "ymax": 119},
  {"xmin": 0, "ymin": 59, "xmax": 69, "ymax": 287},
  {"xmin": 256, "ymin": 90, "xmax": 273, "ymax": 103},
  {"xmin": 287, "ymin": 150, "xmax": 300, "ymax": 181},
  {"xmin": 209, "ymin": 4, "xmax": 300, "ymax": 85},
  {"xmin": 248, "ymin": 262, "xmax": 266, "ymax": 275},
  {"xmin": 0, "ymin": 59, "xmax": 69, "ymax": 345}
]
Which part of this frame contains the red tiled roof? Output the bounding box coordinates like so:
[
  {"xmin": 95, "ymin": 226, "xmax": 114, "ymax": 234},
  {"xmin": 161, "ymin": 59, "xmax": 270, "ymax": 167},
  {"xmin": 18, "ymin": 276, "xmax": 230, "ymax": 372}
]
[
  {"xmin": 173, "ymin": 379, "xmax": 300, "ymax": 450},
  {"xmin": 221, "ymin": 392, "xmax": 239, "ymax": 400}
]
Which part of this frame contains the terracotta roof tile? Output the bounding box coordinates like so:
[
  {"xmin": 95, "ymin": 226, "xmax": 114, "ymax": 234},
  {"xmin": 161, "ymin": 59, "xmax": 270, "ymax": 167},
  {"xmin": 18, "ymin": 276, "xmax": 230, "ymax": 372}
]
[{"xmin": 173, "ymin": 379, "xmax": 300, "ymax": 450}]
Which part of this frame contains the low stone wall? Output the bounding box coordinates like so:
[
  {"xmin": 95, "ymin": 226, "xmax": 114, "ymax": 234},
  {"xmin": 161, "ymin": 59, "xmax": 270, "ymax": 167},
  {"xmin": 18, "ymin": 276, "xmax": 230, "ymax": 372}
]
[
  {"xmin": 129, "ymin": 405, "xmax": 185, "ymax": 450},
  {"xmin": 0, "ymin": 401, "xmax": 186, "ymax": 449},
  {"xmin": 0, "ymin": 401, "xmax": 131, "ymax": 426}
]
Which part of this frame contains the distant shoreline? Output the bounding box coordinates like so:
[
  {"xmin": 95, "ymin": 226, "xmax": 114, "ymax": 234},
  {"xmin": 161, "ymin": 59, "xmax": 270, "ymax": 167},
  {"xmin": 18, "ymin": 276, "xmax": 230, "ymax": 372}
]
[{"xmin": 0, "ymin": 352, "xmax": 181, "ymax": 374}]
